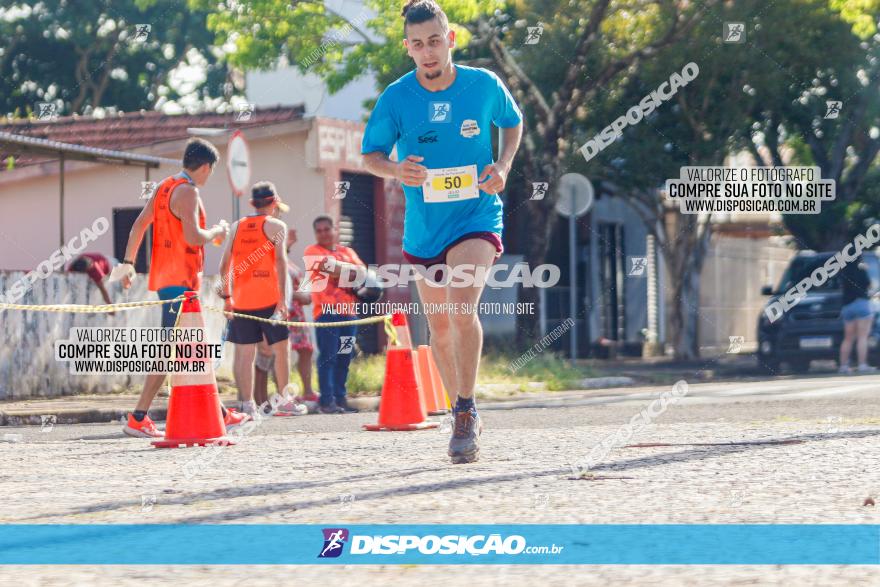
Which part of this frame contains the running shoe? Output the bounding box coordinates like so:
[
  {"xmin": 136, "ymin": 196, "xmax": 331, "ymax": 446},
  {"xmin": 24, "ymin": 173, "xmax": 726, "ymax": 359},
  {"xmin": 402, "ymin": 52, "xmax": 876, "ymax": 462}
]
[
  {"xmin": 297, "ymin": 392, "xmax": 320, "ymax": 403},
  {"xmin": 275, "ymin": 400, "xmax": 308, "ymax": 416},
  {"xmin": 224, "ymin": 408, "xmax": 252, "ymax": 431},
  {"xmin": 839, "ymin": 365, "xmax": 853, "ymax": 374},
  {"xmin": 239, "ymin": 400, "xmax": 259, "ymax": 419},
  {"xmin": 319, "ymin": 403, "xmax": 344, "ymax": 414},
  {"xmin": 448, "ymin": 409, "xmax": 483, "ymax": 464},
  {"xmin": 123, "ymin": 414, "xmax": 163, "ymax": 438},
  {"xmin": 857, "ymin": 364, "xmax": 878, "ymax": 374},
  {"xmin": 337, "ymin": 398, "xmax": 359, "ymax": 413}
]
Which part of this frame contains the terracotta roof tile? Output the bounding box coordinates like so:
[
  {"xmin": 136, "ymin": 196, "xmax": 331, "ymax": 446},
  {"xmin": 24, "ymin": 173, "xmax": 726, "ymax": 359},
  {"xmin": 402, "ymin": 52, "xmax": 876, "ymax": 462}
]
[{"xmin": 0, "ymin": 105, "xmax": 306, "ymax": 170}]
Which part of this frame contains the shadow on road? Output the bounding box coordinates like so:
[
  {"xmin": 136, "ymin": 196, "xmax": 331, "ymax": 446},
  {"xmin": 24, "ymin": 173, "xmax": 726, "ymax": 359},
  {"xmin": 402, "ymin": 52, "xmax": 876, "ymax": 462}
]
[{"xmin": 21, "ymin": 427, "xmax": 880, "ymax": 523}]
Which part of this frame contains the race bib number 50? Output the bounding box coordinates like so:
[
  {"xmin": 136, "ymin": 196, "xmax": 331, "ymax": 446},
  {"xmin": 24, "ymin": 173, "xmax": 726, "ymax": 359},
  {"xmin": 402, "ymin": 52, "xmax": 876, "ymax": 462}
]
[{"xmin": 423, "ymin": 164, "xmax": 479, "ymax": 203}]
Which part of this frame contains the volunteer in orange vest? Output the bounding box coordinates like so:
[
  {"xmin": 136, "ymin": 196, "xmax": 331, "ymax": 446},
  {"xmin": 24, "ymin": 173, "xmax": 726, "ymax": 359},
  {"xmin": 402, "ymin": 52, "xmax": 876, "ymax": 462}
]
[
  {"xmin": 218, "ymin": 181, "xmax": 306, "ymax": 417},
  {"xmin": 116, "ymin": 138, "xmax": 249, "ymax": 438},
  {"xmin": 303, "ymin": 215, "xmax": 366, "ymax": 414}
]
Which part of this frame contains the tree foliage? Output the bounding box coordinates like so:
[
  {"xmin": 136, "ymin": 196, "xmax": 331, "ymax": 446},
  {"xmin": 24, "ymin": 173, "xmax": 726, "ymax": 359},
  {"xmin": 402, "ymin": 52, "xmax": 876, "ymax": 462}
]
[{"xmin": 0, "ymin": 0, "xmax": 230, "ymax": 118}]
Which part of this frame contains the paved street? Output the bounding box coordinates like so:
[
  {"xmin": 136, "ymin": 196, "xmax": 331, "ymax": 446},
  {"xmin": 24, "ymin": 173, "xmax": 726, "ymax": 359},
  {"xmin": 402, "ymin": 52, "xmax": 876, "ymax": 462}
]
[{"xmin": 1, "ymin": 374, "xmax": 879, "ymax": 585}]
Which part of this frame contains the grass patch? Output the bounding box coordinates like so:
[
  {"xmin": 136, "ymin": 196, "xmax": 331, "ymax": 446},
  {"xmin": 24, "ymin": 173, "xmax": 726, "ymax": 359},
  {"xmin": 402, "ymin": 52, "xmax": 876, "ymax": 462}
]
[
  {"xmin": 347, "ymin": 353, "xmax": 388, "ymax": 395},
  {"xmin": 480, "ymin": 352, "xmax": 597, "ymax": 391},
  {"xmin": 347, "ymin": 351, "xmax": 597, "ymax": 395}
]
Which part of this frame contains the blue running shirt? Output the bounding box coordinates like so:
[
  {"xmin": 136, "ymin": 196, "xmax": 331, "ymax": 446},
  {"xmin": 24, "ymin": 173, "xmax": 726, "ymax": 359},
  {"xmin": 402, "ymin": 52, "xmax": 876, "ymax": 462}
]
[{"xmin": 361, "ymin": 65, "xmax": 522, "ymax": 258}]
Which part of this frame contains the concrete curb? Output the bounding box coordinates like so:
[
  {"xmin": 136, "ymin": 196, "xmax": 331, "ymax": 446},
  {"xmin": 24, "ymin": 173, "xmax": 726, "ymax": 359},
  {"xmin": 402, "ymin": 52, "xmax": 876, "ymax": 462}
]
[{"xmin": 0, "ymin": 377, "xmax": 640, "ymax": 426}]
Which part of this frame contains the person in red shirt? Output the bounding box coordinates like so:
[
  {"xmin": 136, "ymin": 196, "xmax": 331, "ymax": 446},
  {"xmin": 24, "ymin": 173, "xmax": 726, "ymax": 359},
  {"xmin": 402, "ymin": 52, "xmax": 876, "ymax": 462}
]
[
  {"xmin": 67, "ymin": 253, "xmax": 114, "ymax": 309},
  {"xmin": 303, "ymin": 215, "xmax": 365, "ymax": 414}
]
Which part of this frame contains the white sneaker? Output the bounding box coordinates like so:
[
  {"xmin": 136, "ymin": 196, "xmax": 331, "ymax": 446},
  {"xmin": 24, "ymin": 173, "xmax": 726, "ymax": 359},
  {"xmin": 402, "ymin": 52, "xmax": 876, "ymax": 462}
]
[
  {"xmin": 857, "ymin": 364, "xmax": 878, "ymax": 373},
  {"xmin": 838, "ymin": 365, "xmax": 852, "ymax": 374},
  {"xmin": 276, "ymin": 400, "xmax": 308, "ymax": 416},
  {"xmin": 240, "ymin": 401, "xmax": 259, "ymax": 418}
]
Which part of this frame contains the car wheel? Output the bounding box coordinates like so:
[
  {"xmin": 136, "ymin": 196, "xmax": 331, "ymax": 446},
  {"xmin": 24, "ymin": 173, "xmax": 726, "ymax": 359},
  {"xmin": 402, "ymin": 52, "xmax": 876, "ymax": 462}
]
[
  {"xmin": 789, "ymin": 359, "xmax": 811, "ymax": 374},
  {"xmin": 758, "ymin": 356, "xmax": 781, "ymax": 375}
]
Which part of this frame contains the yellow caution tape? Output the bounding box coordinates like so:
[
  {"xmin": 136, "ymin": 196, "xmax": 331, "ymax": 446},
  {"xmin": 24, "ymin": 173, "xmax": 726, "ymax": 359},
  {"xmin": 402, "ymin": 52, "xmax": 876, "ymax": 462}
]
[
  {"xmin": 0, "ymin": 294, "xmax": 398, "ymax": 334},
  {"xmin": 384, "ymin": 317, "xmax": 399, "ymax": 347},
  {"xmin": 201, "ymin": 305, "xmax": 394, "ymax": 329},
  {"xmin": 0, "ymin": 296, "xmax": 186, "ymax": 314}
]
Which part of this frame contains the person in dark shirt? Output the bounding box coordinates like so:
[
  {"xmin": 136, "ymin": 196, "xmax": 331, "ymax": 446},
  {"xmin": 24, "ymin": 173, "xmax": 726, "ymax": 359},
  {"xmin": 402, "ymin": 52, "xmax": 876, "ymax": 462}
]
[
  {"xmin": 838, "ymin": 256, "xmax": 876, "ymax": 373},
  {"xmin": 67, "ymin": 253, "xmax": 115, "ymax": 310}
]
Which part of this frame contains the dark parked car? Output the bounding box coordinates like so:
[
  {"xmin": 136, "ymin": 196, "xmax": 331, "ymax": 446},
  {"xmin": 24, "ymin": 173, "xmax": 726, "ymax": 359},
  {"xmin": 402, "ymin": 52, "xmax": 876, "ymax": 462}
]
[{"xmin": 757, "ymin": 251, "xmax": 880, "ymax": 373}]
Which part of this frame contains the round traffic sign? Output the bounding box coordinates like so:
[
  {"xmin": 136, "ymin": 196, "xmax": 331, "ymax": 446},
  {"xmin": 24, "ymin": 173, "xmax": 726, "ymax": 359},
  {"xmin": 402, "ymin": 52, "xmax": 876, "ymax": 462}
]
[
  {"xmin": 554, "ymin": 173, "xmax": 594, "ymax": 218},
  {"xmin": 226, "ymin": 130, "xmax": 251, "ymax": 196}
]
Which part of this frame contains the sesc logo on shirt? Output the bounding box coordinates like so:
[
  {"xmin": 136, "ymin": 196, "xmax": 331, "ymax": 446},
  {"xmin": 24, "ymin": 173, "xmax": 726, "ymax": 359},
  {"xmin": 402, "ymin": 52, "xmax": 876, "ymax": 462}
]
[{"xmin": 429, "ymin": 101, "xmax": 451, "ymax": 123}]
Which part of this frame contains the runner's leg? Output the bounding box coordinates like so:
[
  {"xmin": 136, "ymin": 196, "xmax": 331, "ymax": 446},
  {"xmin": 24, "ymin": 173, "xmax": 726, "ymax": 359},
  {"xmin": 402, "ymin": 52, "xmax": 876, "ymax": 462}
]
[
  {"xmin": 253, "ymin": 338, "xmax": 272, "ymax": 406},
  {"xmin": 134, "ymin": 374, "xmax": 166, "ymax": 412},
  {"xmin": 855, "ymin": 315, "xmax": 873, "ymax": 366},
  {"xmin": 296, "ymin": 348, "xmax": 314, "ymax": 396},
  {"xmin": 131, "ymin": 286, "xmax": 183, "ymax": 416},
  {"xmin": 840, "ymin": 320, "xmax": 857, "ymax": 367},
  {"xmin": 445, "ymin": 238, "xmax": 497, "ymax": 400},
  {"xmin": 233, "ymin": 343, "xmax": 257, "ymax": 403},
  {"xmin": 270, "ymin": 338, "xmax": 290, "ymax": 395},
  {"xmin": 414, "ymin": 278, "xmax": 459, "ymax": 403}
]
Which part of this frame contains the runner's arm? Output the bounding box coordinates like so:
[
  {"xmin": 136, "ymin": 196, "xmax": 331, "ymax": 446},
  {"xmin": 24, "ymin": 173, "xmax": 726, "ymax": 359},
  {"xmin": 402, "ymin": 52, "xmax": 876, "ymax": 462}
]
[
  {"xmin": 267, "ymin": 219, "xmax": 289, "ymax": 315},
  {"xmin": 497, "ymin": 124, "xmax": 523, "ymax": 172},
  {"xmin": 363, "ymin": 152, "xmax": 427, "ymax": 187},
  {"xmin": 217, "ymin": 221, "xmax": 238, "ymax": 299},
  {"xmin": 478, "ymin": 124, "xmax": 523, "ymax": 194},
  {"xmin": 122, "ymin": 196, "xmax": 155, "ymax": 265},
  {"xmin": 176, "ymin": 185, "xmax": 226, "ymax": 246}
]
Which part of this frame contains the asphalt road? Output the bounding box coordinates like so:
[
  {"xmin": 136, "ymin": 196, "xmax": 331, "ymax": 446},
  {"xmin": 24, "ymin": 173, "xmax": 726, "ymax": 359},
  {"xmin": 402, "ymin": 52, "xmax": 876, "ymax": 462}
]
[{"xmin": 1, "ymin": 373, "xmax": 879, "ymax": 586}]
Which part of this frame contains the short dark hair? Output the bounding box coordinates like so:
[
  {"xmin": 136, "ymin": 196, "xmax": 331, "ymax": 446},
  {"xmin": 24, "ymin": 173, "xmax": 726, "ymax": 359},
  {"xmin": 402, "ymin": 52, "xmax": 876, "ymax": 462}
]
[
  {"xmin": 402, "ymin": 0, "xmax": 448, "ymax": 33},
  {"xmin": 69, "ymin": 257, "xmax": 90, "ymax": 272},
  {"xmin": 313, "ymin": 214, "xmax": 334, "ymax": 229},
  {"xmin": 251, "ymin": 180, "xmax": 276, "ymax": 208},
  {"xmin": 182, "ymin": 138, "xmax": 219, "ymax": 171}
]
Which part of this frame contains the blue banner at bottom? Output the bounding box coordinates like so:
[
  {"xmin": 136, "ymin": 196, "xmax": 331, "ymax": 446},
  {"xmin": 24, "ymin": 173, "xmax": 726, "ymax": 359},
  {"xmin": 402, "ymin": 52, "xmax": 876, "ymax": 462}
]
[{"xmin": 0, "ymin": 525, "xmax": 877, "ymax": 565}]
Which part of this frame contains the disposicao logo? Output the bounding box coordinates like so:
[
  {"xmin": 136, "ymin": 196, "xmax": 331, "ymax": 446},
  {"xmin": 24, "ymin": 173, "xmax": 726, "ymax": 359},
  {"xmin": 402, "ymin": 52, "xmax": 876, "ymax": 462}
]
[
  {"xmin": 349, "ymin": 534, "xmax": 527, "ymax": 555},
  {"xmin": 318, "ymin": 528, "xmax": 349, "ymax": 558}
]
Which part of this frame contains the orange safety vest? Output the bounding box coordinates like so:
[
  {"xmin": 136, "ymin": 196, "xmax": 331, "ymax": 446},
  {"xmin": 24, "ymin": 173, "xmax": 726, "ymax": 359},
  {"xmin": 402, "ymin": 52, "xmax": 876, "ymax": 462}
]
[
  {"xmin": 148, "ymin": 174, "xmax": 206, "ymax": 292},
  {"xmin": 229, "ymin": 215, "xmax": 280, "ymax": 310}
]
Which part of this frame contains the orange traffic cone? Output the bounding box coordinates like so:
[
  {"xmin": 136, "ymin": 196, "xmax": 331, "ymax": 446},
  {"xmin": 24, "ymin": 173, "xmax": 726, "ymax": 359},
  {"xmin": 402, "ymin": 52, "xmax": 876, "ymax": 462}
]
[
  {"xmin": 364, "ymin": 313, "xmax": 438, "ymax": 431},
  {"xmin": 416, "ymin": 345, "xmax": 447, "ymax": 415},
  {"xmin": 426, "ymin": 345, "xmax": 451, "ymax": 410},
  {"xmin": 390, "ymin": 312, "xmax": 413, "ymax": 349},
  {"xmin": 153, "ymin": 291, "xmax": 233, "ymax": 448}
]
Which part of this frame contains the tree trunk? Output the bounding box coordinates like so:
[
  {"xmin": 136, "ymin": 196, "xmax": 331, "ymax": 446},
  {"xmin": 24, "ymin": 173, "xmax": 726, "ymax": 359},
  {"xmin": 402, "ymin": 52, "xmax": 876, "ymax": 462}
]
[
  {"xmin": 661, "ymin": 214, "xmax": 713, "ymax": 360},
  {"xmin": 516, "ymin": 196, "xmax": 556, "ymax": 345},
  {"xmin": 666, "ymin": 254, "xmax": 702, "ymax": 360}
]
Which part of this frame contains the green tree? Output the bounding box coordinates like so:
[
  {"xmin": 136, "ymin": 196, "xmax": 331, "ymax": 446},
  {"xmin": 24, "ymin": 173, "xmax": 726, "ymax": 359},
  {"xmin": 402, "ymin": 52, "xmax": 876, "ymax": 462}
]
[
  {"xmin": 0, "ymin": 0, "xmax": 230, "ymax": 118},
  {"xmin": 582, "ymin": 0, "xmax": 872, "ymax": 358},
  {"xmin": 745, "ymin": 0, "xmax": 880, "ymax": 249}
]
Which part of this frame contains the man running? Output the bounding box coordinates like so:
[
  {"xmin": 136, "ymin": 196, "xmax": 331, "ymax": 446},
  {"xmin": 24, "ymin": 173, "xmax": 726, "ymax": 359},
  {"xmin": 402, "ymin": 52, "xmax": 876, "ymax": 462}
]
[
  {"xmin": 219, "ymin": 181, "xmax": 306, "ymax": 417},
  {"xmin": 117, "ymin": 138, "xmax": 247, "ymax": 438},
  {"xmin": 361, "ymin": 0, "xmax": 523, "ymax": 463}
]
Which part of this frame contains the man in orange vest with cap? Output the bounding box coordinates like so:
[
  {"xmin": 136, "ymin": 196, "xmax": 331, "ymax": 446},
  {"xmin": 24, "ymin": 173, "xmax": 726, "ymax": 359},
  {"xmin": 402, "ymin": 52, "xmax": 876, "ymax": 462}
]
[
  {"xmin": 116, "ymin": 137, "xmax": 250, "ymax": 438},
  {"xmin": 218, "ymin": 181, "xmax": 306, "ymax": 417}
]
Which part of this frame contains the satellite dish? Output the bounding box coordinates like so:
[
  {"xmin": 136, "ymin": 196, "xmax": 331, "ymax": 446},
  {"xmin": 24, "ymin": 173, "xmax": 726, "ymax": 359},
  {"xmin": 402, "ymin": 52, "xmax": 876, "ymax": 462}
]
[
  {"xmin": 555, "ymin": 173, "xmax": 594, "ymax": 218},
  {"xmin": 226, "ymin": 130, "xmax": 251, "ymax": 197}
]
